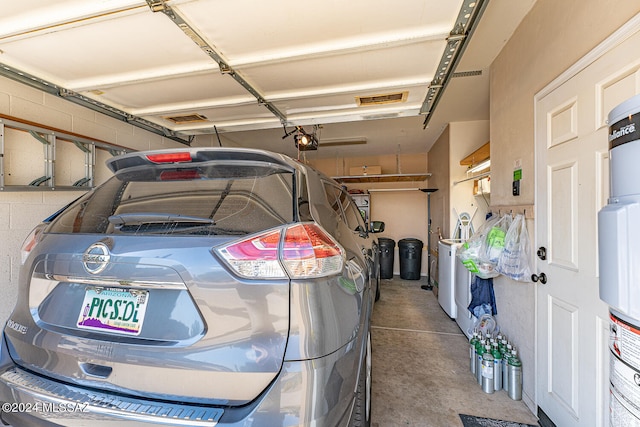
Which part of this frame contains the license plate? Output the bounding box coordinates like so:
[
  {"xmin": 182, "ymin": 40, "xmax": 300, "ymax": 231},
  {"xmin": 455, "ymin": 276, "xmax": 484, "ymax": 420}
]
[{"xmin": 77, "ymin": 288, "xmax": 149, "ymax": 336}]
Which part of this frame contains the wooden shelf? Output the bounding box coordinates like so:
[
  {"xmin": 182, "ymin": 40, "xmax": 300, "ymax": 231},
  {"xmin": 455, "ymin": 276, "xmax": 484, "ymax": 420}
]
[
  {"xmin": 460, "ymin": 141, "xmax": 490, "ymax": 166},
  {"xmin": 332, "ymin": 173, "xmax": 431, "ymax": 183}
]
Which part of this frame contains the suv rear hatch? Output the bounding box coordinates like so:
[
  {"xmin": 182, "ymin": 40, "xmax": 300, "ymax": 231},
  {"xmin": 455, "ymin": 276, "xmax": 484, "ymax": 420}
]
[{"xmin": 6, "ymin": 149, "xmax": 299, "ymax": 405}]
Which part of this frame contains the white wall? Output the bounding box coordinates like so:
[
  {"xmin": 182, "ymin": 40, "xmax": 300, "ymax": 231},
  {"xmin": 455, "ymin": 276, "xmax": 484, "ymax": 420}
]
[
  {"xmin": 448, "ymin": 121, "xmax": 490, "ymax": 239},
  {"xmin": 0, "ymin": 75, "xmax": 185, "ymax": 324}
]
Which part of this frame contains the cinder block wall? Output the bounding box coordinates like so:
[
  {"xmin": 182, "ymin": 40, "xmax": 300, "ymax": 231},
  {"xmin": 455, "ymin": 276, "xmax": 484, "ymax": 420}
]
[{"xmin": 0, "ymin": 75, "xmax": 185, "ymax": 324}]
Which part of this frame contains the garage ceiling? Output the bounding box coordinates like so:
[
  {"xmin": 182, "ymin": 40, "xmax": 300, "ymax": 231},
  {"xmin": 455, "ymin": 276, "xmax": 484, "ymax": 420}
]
[{"xmin": 0, "ymin": 0, "xmax": 535, "ymax": 159}]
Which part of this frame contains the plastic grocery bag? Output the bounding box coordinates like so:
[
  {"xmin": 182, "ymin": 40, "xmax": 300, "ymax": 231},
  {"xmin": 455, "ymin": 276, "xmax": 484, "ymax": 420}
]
[
  {"xmin": 457, "ymin": 214, "xmax": 503, "ymax": 279},
  {"xmin": 482, "ymin": 214, "xmax": 511, "ymax": 264},
  {"xmin": 496, "ymin": 214, "xmax": 533, "ymax": 282}
]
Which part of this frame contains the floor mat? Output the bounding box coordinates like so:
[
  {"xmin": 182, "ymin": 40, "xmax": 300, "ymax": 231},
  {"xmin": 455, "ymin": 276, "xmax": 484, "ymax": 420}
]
[{"xmin": 459, "ymin": 414, "xmax": 538, "ymax": 427}]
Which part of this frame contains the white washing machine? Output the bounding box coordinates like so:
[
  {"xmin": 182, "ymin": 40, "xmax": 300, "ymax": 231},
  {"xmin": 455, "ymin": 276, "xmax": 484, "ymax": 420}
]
[
  {"xmin": 454, "ymin": 256, "xmax": 475, "ymax": 338},
  {"xmin": 437, "ymin": 240, "xmax": 460, "ymax": 319}
]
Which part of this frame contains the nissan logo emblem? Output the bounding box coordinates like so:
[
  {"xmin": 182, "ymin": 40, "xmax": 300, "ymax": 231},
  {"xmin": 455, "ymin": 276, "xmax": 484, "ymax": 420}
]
[{"xmin": 82, "ymin": 243, "xmax": 111, "ymax": 274}]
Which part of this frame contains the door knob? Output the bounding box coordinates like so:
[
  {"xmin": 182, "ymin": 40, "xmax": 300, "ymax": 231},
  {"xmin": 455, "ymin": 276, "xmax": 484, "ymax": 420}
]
[
  {"xmin": 537, "ymin": 247, "xmax": 547, "ymax": 260},
  {"xmin": 531, "ymin": 272, "xmax": 547, "ymax": 284}
]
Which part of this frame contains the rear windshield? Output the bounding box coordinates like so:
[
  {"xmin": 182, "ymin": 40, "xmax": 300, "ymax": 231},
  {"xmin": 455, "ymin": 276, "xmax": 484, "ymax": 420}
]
[{"xmin": 47, "ymin": 164, "xmax": 294, "ymax": 236}]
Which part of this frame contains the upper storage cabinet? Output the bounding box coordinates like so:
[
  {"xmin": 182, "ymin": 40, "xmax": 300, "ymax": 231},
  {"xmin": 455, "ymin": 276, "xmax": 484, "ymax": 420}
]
[{"xmin": 460, "ymin": 141, "xmax": 490, "ymax": 170}]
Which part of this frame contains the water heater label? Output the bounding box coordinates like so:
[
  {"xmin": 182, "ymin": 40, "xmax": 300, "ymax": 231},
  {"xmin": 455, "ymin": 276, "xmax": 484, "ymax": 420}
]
[
  {"xmin": 610, "ymin": 312, "xmax": 640, "ymax": 371},
  {"xmin": 610, "ymin": 111, "xmax": 640, "ymax": 150}
]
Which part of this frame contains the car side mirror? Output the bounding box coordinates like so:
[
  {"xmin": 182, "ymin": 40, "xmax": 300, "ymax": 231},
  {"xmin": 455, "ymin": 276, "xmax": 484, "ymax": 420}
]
[{"xmin": 370, "ymin": 221, "xmax": 385, "ymax": 233}]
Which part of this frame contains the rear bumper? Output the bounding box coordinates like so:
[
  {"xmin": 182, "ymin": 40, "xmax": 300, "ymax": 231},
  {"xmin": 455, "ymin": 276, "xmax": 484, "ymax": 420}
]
[{"xmin": 0, "ymin": 332, "xmax": 361, "ymax": 427}]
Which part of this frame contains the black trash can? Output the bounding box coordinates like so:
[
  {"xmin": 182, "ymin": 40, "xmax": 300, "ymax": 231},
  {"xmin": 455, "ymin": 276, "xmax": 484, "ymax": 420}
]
[
  {"xmin": 378, "ymin": 238, "xmax": 395, "ymax": 279},
  {"xmin": 398, "ymin": 238, "xmax": 423, "ymax": 280}
]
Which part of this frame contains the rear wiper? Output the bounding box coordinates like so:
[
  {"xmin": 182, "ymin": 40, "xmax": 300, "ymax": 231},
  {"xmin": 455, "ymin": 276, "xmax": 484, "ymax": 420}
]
[{"xmin": 108, "ymin": 213, "xmax": 216, "ymax": 226}]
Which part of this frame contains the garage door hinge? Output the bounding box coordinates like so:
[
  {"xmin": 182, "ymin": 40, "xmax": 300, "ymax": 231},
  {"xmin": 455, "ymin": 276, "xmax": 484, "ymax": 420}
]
[{"xmin": 146, "ymin": 0, "xmax": 169, "ymax": 13}]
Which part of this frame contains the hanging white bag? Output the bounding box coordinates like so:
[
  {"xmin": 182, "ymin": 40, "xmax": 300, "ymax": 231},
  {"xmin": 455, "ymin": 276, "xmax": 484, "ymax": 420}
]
[
  {"xmin": 496, "ymin": 214, "xmax": 533, "ymax": 282},
  {"xmin": 457, "ymin": 214, "xmax": 502, "ymax": 279}
]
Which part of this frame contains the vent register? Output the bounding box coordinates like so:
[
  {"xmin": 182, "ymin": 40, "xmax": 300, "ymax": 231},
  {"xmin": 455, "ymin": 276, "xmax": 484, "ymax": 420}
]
[
  {"xmin": 356, "ymin": 92, "xmax": 408, "ymax": 106},
  {"xmin": 164, "ymin": 114, "xmax": 210, "ymax": 124}
]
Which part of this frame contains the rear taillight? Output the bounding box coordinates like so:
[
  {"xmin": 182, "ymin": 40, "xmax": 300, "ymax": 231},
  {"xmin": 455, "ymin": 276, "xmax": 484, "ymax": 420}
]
[
  {"xmin": 281, "ymin": 224, "xmax": 344, "ymax": 278},
  {"xmin": 217, "ymin": 229, "xmax": 287, "ymax": 279},
  {"xmin": 20, "ymin": 224, "xmax": 46, "ymax": 264},
  {"xmin": 215, "ymin": 223, "xmax": 345, "ymax": 279}
]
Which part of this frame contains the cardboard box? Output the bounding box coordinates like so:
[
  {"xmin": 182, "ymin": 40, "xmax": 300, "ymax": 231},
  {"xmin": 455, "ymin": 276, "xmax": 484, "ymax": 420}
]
[{"xmin": 349, "ymin": 165, "xmax": 382, "ymax": 176}]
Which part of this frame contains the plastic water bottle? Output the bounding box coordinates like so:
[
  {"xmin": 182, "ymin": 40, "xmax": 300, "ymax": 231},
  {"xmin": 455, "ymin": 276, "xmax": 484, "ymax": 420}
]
[
  {"xmin": 470, "ymin": 333, "xmax": 479, "ymax": 375},
  {"xmin": 507, "ymin": 350, "xmax": 522, "ymax": 400},
  {"xmin": 491, "ymin": 342, "xmax": 503, "ymax": 391},
  {"xmin": 481, "ymin": 345, "xmax": 494, "ymax": 394}
]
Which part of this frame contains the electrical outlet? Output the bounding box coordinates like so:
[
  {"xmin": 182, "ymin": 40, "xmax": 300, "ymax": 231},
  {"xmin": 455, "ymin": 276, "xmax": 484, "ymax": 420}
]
[{"xmin": 512, "ymin": 180, "xmax": 520, "ymax": 196}]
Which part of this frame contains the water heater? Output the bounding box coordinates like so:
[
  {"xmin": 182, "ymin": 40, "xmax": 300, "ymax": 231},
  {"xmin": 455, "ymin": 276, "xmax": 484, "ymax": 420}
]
[
  {"xmin": 599, "ymin": 94, "xmax": 640, "ymax": 427},
  {"xmin": 598, "ymin": 94, "xmax": 640, "ymax": 320}
]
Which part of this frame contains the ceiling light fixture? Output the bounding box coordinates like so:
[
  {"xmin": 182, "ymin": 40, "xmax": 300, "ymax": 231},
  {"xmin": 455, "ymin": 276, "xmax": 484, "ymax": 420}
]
[
  {"xmin": 468, "ymin": 159, "xmax": 490, "ymax": 173},
  {"xmin": 294, "ymin": 128, "xmax": 318, "ymax": 151}
]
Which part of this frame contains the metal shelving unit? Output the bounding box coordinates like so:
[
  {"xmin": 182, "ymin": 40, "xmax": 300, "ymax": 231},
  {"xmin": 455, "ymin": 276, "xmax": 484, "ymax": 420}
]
[{"xmin": 0, "ymin": 116, "xmax": 127, "ymax": 191}]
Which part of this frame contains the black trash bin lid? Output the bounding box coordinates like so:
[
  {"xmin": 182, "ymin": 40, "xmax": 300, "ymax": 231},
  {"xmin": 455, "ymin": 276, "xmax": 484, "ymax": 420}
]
[
  {"xmin": 398, "ymin": 238, "xmax": 423, "ymax": 248},
  {"xmin": 378, "ymin": 237, "xmax": 395, "ymax": 247}
]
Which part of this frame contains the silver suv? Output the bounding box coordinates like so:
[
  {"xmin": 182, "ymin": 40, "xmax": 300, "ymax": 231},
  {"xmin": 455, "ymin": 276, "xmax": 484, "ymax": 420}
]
[{"xmin": 0, "ymin": 148, "xmax": 382, "ymax": 426}]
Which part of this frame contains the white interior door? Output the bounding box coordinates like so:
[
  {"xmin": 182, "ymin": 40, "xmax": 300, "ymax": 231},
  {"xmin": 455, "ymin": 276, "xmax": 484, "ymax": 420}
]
[{"xmin": 534, "ymin": 20, "xmax": 640, "ymax": 427}]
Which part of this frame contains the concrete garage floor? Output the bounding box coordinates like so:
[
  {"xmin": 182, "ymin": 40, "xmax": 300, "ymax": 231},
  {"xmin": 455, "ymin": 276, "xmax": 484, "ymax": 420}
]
[{"xmin": 370, "ymin": 276, "xmax": 539, "ymax": 427}]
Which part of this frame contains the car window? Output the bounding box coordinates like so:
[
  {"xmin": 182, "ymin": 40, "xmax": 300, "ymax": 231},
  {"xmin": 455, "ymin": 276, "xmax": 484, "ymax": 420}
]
[
  {"xmin": 342, "ymin": 194, "xmax": 367, "ymax": 233},
  {"xmin": 296, "ymin": 171, "xmax": 313, "ymax": 222},
  {"xmin": 322, "ymin": 182, "xmax": 367, "ymax": 233},
  {"xmin": 323, "ymin": 182, "xmax": 343, "ymax": 217},
  {"xmin": 48, "ymin": 165, "xmax": 294, "ymax": 236}
]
